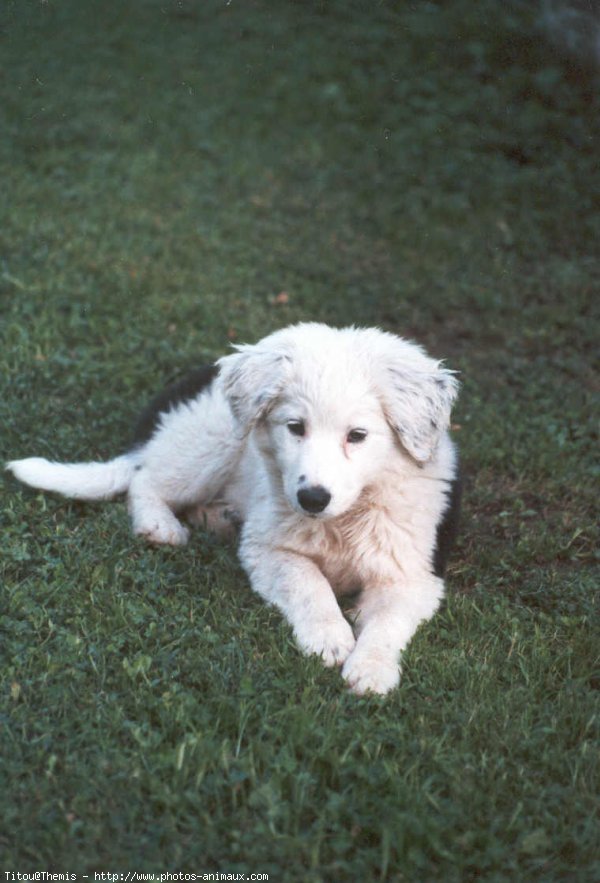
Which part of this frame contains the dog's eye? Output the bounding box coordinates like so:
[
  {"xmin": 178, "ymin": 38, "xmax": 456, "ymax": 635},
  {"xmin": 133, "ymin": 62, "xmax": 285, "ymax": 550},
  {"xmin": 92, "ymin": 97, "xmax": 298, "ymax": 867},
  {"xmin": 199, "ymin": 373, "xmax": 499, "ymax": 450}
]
[
  {"xmin": 287, "ymin": 420, "xmax": 306, "ymax": 437},
  {"xmin": 347, "ymin": 428, "xmax": 368, "ymax": 444}
]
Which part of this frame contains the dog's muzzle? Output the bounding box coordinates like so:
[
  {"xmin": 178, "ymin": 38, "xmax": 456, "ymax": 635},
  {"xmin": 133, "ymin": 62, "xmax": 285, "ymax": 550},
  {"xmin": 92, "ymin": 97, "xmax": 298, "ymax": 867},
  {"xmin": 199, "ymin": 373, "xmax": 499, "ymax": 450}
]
[{"xmin": 297, "ymin": 485, "xmax": 331, "ymax": 515}]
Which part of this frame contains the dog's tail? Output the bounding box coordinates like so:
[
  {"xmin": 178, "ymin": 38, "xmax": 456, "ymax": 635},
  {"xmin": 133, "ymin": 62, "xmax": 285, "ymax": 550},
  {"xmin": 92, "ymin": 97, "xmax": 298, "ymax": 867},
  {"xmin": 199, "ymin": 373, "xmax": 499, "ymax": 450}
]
[{"xmin": 5, "ymin": 452, "xmax": 140, "ymax": 501}]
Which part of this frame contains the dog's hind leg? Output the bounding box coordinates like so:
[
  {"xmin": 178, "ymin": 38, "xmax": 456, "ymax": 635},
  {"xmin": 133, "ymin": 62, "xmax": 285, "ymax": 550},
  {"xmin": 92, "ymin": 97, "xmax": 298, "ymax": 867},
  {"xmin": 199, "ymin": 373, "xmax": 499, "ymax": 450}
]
[
  {"xmin": 127, "ymin": 467, "xmax": 190, "ymax": 546},
  {"xmin": 125, "ymin": 379, "xmax": 244, "ymax": 545}
]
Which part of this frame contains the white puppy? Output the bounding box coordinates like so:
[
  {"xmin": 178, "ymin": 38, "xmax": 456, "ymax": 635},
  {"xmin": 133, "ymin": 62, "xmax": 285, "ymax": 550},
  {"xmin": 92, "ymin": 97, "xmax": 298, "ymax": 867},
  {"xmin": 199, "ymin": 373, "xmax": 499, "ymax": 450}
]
[{"xmin": 7, "ymin": 323, "xmax": 461, "ymax": 695}]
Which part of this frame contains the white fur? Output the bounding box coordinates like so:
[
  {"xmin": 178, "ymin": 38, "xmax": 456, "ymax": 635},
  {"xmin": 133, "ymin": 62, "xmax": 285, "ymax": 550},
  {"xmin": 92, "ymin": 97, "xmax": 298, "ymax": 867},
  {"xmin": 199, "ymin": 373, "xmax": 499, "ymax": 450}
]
[{"xmin": 6, "ymin": 323, "xmax": 459, "ymax": 695}]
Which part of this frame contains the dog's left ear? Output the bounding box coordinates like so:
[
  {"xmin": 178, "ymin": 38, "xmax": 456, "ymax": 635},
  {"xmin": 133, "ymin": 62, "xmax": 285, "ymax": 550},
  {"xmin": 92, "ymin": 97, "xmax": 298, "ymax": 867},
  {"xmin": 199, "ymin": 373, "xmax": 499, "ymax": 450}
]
[
  {"xmin": 217, "ymin": 344, "xmax": 290, "ymax": 429},
  {"xmin": 376, "ymin": 339, "xmax": 459, "ymax": 463}
]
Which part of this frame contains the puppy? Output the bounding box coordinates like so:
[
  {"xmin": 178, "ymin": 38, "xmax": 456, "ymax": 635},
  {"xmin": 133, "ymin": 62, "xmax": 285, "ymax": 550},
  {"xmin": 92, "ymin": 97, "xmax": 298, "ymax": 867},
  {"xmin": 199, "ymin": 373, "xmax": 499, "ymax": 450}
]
[{"xmin": 7, "ymin": 323, "xmax": 461, "ymax": 694}]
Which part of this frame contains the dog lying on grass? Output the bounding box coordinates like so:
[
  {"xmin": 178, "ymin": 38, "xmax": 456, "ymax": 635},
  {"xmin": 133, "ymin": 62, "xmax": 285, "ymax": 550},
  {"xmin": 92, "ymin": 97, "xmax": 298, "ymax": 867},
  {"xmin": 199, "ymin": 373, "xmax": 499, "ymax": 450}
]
[{"xmin": 7, "ymin": 322, "xmax": 461, "ymax": 695}]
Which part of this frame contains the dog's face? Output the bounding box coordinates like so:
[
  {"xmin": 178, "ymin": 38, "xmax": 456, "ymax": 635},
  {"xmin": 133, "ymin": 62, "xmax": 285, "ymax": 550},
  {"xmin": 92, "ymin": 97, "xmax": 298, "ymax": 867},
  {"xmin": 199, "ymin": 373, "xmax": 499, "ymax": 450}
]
[
  {"xmin": 218, "ymin": 323, "xmax": 458, "ymax": 520},
  {"xmin": 262, "ymin": 386, "xmax": 397, "ymax": 519}
]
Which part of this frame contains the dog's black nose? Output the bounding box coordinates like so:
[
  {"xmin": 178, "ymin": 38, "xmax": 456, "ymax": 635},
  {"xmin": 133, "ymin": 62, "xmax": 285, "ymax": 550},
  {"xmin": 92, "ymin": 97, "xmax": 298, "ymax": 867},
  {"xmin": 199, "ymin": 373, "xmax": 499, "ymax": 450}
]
[{"xmin": 297, "ymin": 485, "xmax": 332, "ymax": 514}]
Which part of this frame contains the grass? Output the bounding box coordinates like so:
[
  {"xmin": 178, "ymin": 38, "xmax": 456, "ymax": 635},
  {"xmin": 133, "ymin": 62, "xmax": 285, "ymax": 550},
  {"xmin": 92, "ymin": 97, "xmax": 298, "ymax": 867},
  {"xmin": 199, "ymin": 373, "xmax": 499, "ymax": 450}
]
[{"xmin": 1, "ymin": 0, "xmax": 598, "ymax": 878}]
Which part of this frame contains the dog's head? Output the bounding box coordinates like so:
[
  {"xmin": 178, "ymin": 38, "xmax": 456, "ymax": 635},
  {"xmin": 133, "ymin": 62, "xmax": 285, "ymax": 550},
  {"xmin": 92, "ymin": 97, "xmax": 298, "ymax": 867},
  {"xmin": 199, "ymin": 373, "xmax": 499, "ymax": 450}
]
[{"xmin": 218, "ymin": 323, "xmax": 459, "ymax": 519}]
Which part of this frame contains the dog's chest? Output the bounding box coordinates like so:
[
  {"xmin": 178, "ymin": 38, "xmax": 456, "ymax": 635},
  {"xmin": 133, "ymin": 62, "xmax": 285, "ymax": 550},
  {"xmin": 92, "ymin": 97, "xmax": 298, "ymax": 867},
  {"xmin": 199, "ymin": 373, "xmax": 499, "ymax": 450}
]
[
  {"xmin": 321, "ymin": 557, "xmax": 363, "ymax": 596},
  {"xmin": 300, "ymin": 505, "xmax": 405, "ymax": 594}
]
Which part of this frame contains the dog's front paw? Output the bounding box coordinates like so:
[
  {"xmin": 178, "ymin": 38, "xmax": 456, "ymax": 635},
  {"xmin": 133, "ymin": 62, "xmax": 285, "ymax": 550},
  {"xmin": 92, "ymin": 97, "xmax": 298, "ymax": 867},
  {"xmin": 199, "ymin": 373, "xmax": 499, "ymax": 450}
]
[
  {"xmin": 295, "ymin": 617, "xmax": 356, "ymax": 668},
  {"xmin": 342, "ymin": 648, "xmax": 400, "ymax": 696}
]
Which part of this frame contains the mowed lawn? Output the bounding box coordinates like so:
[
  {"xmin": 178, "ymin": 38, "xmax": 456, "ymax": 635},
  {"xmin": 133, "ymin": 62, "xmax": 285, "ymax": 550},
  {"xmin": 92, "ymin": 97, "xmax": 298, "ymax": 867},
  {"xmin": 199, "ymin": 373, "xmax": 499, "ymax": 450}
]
[{"xmin": 1, "ymin": 0, "xmax": 598, "ymax": 878}]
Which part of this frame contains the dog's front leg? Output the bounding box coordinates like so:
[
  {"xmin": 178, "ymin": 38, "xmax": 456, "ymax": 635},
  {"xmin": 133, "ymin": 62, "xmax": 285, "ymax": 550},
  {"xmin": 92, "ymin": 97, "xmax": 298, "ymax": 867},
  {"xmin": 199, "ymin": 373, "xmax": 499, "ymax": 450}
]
[
  {"xmin": 342, "ymin": 575, "xmax": 444, "ymax": 695},
  {"xmin": 241, "ymin": 548, "xmax": 356, "ymax": 668}
]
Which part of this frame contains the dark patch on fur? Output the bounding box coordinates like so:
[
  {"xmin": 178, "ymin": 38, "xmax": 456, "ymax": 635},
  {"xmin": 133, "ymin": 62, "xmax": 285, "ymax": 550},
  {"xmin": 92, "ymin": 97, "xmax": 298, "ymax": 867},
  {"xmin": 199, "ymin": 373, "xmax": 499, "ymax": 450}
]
[
  {"xmin": 222, "ymin": 507, "xmax": 243, "ymax": 529},
  {"xmin": 132, "ymin": 364, "xmax": 219, "ymax": 445},
  {"xmin": 432, "ymin": 465, "xmax": 462, "ymax": 578}
]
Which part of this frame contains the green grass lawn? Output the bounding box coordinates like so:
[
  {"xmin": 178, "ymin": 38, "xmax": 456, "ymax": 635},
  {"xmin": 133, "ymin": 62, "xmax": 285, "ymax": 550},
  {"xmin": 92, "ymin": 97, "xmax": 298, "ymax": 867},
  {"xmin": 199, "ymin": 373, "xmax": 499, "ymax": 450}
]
[{"xmin": 1, "ymin": 0, "xmax": 598, "ymax": 878}]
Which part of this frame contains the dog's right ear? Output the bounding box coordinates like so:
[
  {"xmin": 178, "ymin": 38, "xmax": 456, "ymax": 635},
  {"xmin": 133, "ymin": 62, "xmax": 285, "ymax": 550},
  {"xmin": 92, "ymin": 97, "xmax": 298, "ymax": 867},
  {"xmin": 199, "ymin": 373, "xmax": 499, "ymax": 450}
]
[{"xmin": 217, "ymin": 344, "xmax": 290, "ymax": 429}]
